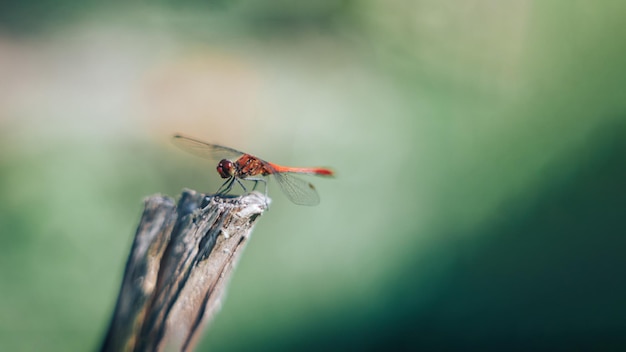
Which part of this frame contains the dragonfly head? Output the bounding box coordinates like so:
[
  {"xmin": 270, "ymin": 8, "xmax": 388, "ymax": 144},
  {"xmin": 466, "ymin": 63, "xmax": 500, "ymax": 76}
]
[{"xmin": 217, "ymin": 159, "xmax": 235, "ymax": 178}]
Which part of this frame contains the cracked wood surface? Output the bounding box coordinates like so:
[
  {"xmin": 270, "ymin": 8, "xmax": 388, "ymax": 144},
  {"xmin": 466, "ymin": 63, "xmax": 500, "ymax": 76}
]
[{"xmin": 101, "ymin": 189, "xmax": 268, "ymax": 352}]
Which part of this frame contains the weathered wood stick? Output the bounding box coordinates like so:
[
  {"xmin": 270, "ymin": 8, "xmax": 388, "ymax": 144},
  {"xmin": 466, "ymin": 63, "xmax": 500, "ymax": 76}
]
[{"xmin": 100, "ymin": 189, "xmax": 269, "ymax": 352}]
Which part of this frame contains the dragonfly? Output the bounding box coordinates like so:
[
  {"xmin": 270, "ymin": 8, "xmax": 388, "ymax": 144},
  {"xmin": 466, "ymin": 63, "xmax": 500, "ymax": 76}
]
[{"xmin": 172, "ymin": 134, "xmax": 334, "ymax": 206}]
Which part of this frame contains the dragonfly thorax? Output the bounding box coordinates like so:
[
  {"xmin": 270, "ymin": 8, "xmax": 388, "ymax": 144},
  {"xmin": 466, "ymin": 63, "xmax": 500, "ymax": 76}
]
[{"xmin": 216, "ymin": 159, "xmax": 236, "ymax": 178}]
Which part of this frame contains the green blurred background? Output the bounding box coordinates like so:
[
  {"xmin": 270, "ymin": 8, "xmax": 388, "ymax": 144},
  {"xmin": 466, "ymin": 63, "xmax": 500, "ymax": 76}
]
[{"xmin": 1, "ymin": 1, "xmax": 625, "ymax": 350}]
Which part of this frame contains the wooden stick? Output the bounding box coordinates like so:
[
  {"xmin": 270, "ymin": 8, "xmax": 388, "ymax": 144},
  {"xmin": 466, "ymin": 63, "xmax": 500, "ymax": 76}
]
[{"xmin": 100, "ymin": 189, "xmax": 269, "ymax": 352}]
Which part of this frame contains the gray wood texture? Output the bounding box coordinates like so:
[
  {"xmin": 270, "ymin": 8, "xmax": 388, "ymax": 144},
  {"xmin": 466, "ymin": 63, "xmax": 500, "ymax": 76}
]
[{"xmin": 101, "ymin": 189, "xmax": 268, "ymax": 352}]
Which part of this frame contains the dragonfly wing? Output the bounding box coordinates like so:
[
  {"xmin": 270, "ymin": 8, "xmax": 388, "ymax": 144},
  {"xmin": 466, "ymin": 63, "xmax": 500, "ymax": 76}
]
[
  {"xmin": 272, "ymin": 172, "xmax": 320, "ymax": 206},
  {"xmin": 172, "ymin": 134, "xmax": 243, "ymax": 160}
]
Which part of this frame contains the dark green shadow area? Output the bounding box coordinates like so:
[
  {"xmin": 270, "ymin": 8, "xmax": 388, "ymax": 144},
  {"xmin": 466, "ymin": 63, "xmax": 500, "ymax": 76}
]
[
  {"xmin": 0, "ymin": 0, "xmax": 350, "ymax": 35},
  {"xmin": 395, "ymin": 121, "xmax": 626, "ymax": 350}
]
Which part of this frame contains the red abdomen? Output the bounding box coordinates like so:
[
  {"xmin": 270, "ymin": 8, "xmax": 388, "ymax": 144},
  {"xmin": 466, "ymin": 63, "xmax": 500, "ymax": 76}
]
[{"xmin": 270, "ymin": 164, "xmax": 334, "ymax": 177}]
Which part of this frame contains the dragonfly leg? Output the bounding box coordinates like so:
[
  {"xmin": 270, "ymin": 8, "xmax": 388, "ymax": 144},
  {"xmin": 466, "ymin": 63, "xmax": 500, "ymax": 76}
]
[
  {"xmin": 246, "ymin": 177, "xmax": 267, "ymax": 197},
  {"xmin": 248, "ymin": 178, "xmax": 262, "ymax": 191},
  {"xmin": 216, "ymin": 177, "xmax": 235, "ymax": 195},
  {"xmin": 244, "ymin": 177, "xmax": 268, "ymax": 207},
  {"xmin": 235, "ymin": 178, "xmax": 248, "ymax": 192}
]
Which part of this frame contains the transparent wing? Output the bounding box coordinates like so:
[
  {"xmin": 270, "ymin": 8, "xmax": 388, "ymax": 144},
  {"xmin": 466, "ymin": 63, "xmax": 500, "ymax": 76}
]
[
  {"xmin": 272, "ymin": 171, "xmax": 320, "ymax": 206},
  {"xmin": 172, "ymin": 134, "xmax": 244, "ymax": 160}
]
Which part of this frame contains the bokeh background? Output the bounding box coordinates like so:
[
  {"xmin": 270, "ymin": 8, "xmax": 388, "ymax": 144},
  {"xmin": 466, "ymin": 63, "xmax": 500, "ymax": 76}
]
[{"xmin": 1, "ymin": 1, "xmax": 625, "ymax": 351}]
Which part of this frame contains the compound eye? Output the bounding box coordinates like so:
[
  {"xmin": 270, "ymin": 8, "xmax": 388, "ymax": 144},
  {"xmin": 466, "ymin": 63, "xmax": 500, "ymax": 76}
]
[{"xmin": 216, "ymin": 159, "xmax": 234, "ymax": 178}]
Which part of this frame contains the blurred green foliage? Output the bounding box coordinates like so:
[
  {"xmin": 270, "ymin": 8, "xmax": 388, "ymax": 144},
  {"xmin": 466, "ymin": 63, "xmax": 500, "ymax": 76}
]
[{"xmin": 1, "ymin": 1, "xmax": 625, "ymax": 351}]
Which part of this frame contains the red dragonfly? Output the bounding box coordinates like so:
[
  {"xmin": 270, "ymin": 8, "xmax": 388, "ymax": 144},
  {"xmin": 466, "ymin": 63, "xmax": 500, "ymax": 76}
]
[{"xmin": 172, "ymin": 134, "xmax": 334, "ymax": 206}]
